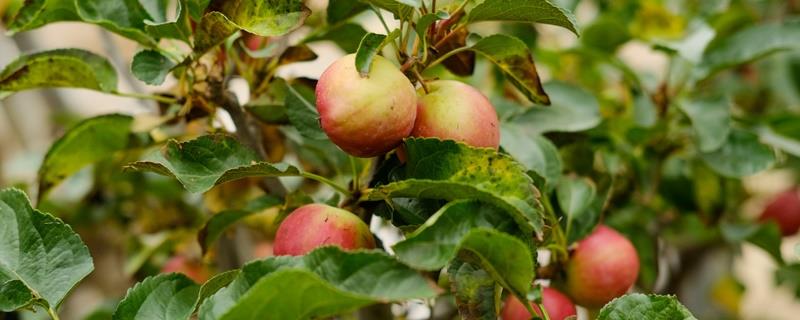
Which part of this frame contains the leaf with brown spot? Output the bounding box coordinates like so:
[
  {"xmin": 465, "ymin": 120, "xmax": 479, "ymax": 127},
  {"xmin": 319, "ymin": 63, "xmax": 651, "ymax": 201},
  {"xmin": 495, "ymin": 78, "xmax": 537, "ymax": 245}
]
[{"xmin": 470, "ymin": 34, "xmax": 550, "ymax": 105}]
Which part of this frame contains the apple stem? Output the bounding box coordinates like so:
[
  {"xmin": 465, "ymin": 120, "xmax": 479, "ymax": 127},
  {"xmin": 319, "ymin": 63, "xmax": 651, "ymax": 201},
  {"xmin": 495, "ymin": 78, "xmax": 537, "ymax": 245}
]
[
  {"xmin": 412, "ymin": 68, "xmax": 430, "ymax": 93},
  {"xmin": 302, "ymin": 172, "xmax": 353, "ymax": 197}
]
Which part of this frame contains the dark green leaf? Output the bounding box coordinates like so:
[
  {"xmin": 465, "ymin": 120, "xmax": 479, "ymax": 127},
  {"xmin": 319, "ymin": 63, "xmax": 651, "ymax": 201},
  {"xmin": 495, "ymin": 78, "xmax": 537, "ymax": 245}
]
[
  {"xmin": 696, "ymin": 19, "xmax": 800, "ymax": 81},
  {"xmin": 0, "ymin": 188, "xmax": 94, "ymax": 312},
  {"xmin": 0, "ymin": 49, "xmax": 117, "ymax": 99},
  {"xmin": 74, "ymin": 0, "xmax": 159, "ymax": 46},
  {"xmin": 126, "ymin": 134, "xmax": 303, "ymax": 193},
  {"xmin": 327, "ymin": 0, "xmax": 368, "ymax": 24},
  {"xmin": 470, "ymin": 34, "xmax": 550, "ymax": 104},
  {"xmin": 194, "ymin": 12, "xmax": 240, "ymax": 55},
  {"xmin": 416, "ymin": 12, "xmax": 449, "ymax": 53},
  {"xmin": 285, "ymin": 84, "xmax": 328, "ymax": 140},
  {"xmin": 582, "ymin": 16, "xmax": 630, "ymax": 53},
  {"xmin": 7, "ymin": 0, "xmax": 81, "ymax": 34},
  {"xmin": 196, "ymin": 270, "xmax": 239, "ymax": 309},
  {"xmin": 598, "ymin": 294, "xmax": 696, "ymax": 320},
  {"xmin": 355, "ymin": 30, "xmax": 400, "ymax": 77},
  {"xmin": 132, "ymin": 50, "xmax": 177, "ymax": 85},
  {"xmin": 449, "ymin": 259, "xmax": 500, "ymax": 320},
  {"xmin": 209, "ymin": 0, "xmax": 310, "ymax": 37},
  {"xmin": 700, "ymin": 129, "xmax": 775, "ymax": 178},
  {"xmin": 775, "ymin": 263, "xmax": 800, "ymax": 298},
  {"xmin": 187, "ymin": 0, "xmax": 211, "ymax": 20},
  {"xmin": 393, "ymin": 201, "xmax": 533, "ymax": 299},
  {"xmin": 467, "ymin": 0, "xmax": 579, "ymax": 36},
  {"xmin": 198, "ymin": 247, "xmax": 436, "ymax": 320},
  {"xmin": 365, "ymin": 138, "xmax": 544, "ymax": 234},
  {"xmin": 500, "ymin": 125, "xmax": 562, "ymax": 191},
  {"xmin": 113, "ymin": 273, "xmax": 200, "ymax": 320},
  {"xmin": 678, "ymin": 96, "xmax": 731, "ymax": 152},
  {"xmin": 38, "ymin": 114, "xmax": 133, "ymax": 196},
  {"xmin": 721, "ymin": 222, "xmax": 784, "ymax": 264},
  {"xmin": 507, "ymin": 81, "xmax": 601, "ymax": 134}
]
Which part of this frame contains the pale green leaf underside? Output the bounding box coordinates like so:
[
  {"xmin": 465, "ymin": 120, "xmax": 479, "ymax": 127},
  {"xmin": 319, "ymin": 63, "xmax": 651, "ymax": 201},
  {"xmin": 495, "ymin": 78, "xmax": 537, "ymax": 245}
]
[{"xmin": 467, "ymin": 0, "xmax": 579, "ymax": 36}]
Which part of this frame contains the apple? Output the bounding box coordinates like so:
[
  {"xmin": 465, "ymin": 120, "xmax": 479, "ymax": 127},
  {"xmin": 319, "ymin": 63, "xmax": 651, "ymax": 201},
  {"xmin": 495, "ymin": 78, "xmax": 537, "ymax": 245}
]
[
  {"xmin": 315, "ymin": 54, "xmax": 417, "ymax": 157},
  {"xmin": 501, "ymin": 287, "xmax": 578, "ymax": 320},
  {"xmin": 161, "ymin": 256, "xmax": 210, "ymax": 283},
  {"xmin": 565, "ymin": 225, "xmax": 640, "ymax": 308},
  {"xmin": 759, "ymin": 188, "xmax": 800, "ymax": 236},
  {"xmin": 273, "ymin": 204, "xmax": 376, "ymax": 256},
  {"xmin": 410, "ymin": 80, "xmax": 500, "ymax": 149}
]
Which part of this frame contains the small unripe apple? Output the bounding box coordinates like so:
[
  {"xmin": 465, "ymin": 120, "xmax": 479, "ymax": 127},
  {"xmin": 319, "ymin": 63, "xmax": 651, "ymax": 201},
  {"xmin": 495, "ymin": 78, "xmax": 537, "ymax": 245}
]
[
  {"xmin": 411, "ymin": 80, "xmax": 500, "ymax": 149},
  {"xmin": 273, "ymin": 204, "xmax": 376, "ymax": 256},
  {"xmin": 565, "ymin": 225, "xmax": 639, "ymax": 308},
  {"xmin": 759, "ymin": 188, "xmax": 800, "ymax": 236},
  {"xmin": 501, "ymin": 287, "xmax": 578, "ymax": 320},
  {"xmin": 315, "ymin": 54, "xmax": 417, "ymax": 157},
  {"xmin": 161, "ymin": 256, "xmax": 210, "ymax": 283}
]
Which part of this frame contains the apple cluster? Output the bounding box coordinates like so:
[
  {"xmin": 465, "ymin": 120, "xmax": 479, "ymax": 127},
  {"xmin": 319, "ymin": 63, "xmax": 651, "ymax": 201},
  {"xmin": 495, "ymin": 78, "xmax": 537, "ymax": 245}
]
[{"xmin": 315, "ymin": 54, "xmax": 500, "ymax": 157}]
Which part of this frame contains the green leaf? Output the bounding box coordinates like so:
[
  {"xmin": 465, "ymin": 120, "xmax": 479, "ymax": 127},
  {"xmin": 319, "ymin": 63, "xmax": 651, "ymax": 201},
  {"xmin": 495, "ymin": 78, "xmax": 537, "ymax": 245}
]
[
  {"xmin": 131, "ymin": 50, "xmax": 177, "ymax": 85},
  {"xmin": 360, "ymin": 0, "xmax": 416, "ymax": 19},
  {"xmin": 696, "ymin": 19, "xmax": 800, "ymax": 81},
  {"xmin": 557, "ymin": 176, "xmax": 597, "ymax": 241},
  {"xmin": 7, "ymin": 0, "xmax": 81, "ymax": 34},
  {"xmin": 210, "ymin": 0, "xmax": 310, "ymax": 37},
  {"xmin": 304, "ymin": 23, "xmax": 368, "ymax": 53},
  {"xmin": 365, "ymin": 138, "xmax": 543, "ymax": 234},
  {"xmin": 678, "ymin": 96, "xmax": 731, "ymax": 152},
  {"xmin": 126, "ymin": 134, "xmax": 302, "ymax": 193},
  {"xmin": 327, "ymin": 0, "xmax": 368, "ymax": 24},
  {"xmin": 775, "ymin": 263, "xmax": 800, "ymax": 298},
  {"xmin": 195, "ymin": 270, "xmax": 239, "ymax": 310},
  {"xmin": 0, "ymin": 49, "xmax": 117, "ymax": 99},
  {"xmin": 393, "ymin": 201, "xmax": 533, "ymax": 299},
  {"xmin": 506, "ymin": 81, "xmax": 601, "ymax": 134},
  {"xmin": 500, "ymin": 125, "xmax": 562, "ymax": 191},
  {"xmin": 597, "ymin": 294, "xmax": 697, "ymax": 320},
  {"xmin": 194, "ymin": 12, "xmax": 240, "ymax": 55},
  {"xmin": 188, "ymin": 0, "xmax": 211, "ymax": 20},
  {"xmin": 449, "ymin": 259, "xmax": 500, "ymax": 320},
  {"xmin": 469, "ymin": 34, "xmax": 550, "ymax": 104},
  {"xmin": 355, "ymin": 30, "xmax": 400, "ymax": 77},
  {"xmin": 144, "ymin": 0, "xmax": 192, "ymax": 42},
  {"xmin": 38, "ymin": 114, "xmax": 133, "ymax": 196},
  {"xmin": 0, "ymin": 188, "xmax": 94, "ymax": 311},
  {"xmin": 113, "ymin": 273, "xmax": 200, "ymax": 320},
  {"xmin": 0, "ymin": 280, "xmax": 34, "ymax": 312},
  {"xmin": 198, "ymin": 247, "xmax": 436, "ymax": 320},
  {"xmin": 721, "ymin": 222, "xmax": 784, "ymax": 264},
  {"xmin": 198, "ymin": 196, "xmax": 281, "ymax": 254},
  {"xmin": 632, "ymin": 91, "xmax": 657, "ymax": 128},
  {"xmin": 74, "ymin": 0, "xmax": 160, "ymax": 46},
  {"xmin": 700, "ymin": 129, "xmax": 775, "ymax": 178},
  {"xmin": 285, "ymin": 84, "xmax": 328, "ymax": 140},
  {"xmin": 467, "ymin": 0, "xmax": 579, "ymax": 36},
  {"xmin": 416, "ymin": 12, "xmax": 449, "ymax": 54}
]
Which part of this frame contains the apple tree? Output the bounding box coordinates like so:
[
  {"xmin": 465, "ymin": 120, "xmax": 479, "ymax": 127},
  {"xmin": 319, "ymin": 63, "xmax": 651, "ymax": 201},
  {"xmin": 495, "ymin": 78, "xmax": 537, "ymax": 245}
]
[{"xmin": 1, "ymin": 0, "xmax": 799, "ymax": 319}]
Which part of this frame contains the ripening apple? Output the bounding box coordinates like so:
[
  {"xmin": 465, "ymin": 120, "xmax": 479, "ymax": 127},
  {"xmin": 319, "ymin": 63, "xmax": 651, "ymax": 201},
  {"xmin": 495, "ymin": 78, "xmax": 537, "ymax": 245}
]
[
  {"xmin": 315, "ymin": 54, "xmax": 417, "ymax": 157},
  {"xmin": 565, "ymin": 225, "xmax": 640, "ymax": 308},
  {"xmin": 759, "ymin": 188, "xmax": 800, "ymax": 236},
  {"xmin": 410, "ymin": 80, "xmax": 500, "ymax": 149},
  {"xmin": 501, "ymin": 287, "xmax": 578, "ymax": 320},
  {"xmin": 273, "ymin": 204, "xmax": 376, "ymax": 256},
  {"xmin": 161, "ymin": 256, "xmax": 210, "ymax": 283}
]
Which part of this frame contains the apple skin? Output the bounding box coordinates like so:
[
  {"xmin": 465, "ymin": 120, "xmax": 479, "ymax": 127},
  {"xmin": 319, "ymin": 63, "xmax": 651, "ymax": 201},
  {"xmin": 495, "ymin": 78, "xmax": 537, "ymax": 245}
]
[
  {"xmin": 501, "ymin": 287, "xmax": 578, "ymax": 320},
  {"xmin": 315, "ymin": 54, "xmax": 417, "ymax": 157},
  {"xmin": 565, "ymin": 225, "xmax": 640, "ymax": 308},
  {"xmin": 161, "ymin": 256, "xmax": 210, "ymax": 283},
  {"xmin": 759, "ymin": 188, "xmax": 800, "ymax": 236},
  {"xmin": 411, "ymin": 80, "xmax": 500, "ymax": 149},
  {"xmin": 273, "ymin": 204, "xmax": 376, "ymax": 256}
]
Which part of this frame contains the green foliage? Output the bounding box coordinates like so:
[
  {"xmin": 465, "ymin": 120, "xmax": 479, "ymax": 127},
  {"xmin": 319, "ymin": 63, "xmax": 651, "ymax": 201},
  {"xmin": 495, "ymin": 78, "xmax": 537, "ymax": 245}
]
[
  {"xmin": 0, "ymin": 188, "xmax": 94, "ymax": 313},
  {"xmin": 469, "ymin": 34, "xmax": 550, "ymax": 104},
  {"xmin": 132, "ymin": 50, "xmax": 178, "ymax": 85},
  {"xmin": 597, "ymin": 294, "xmax": 697, "ymax": 320},
  {"xmin": 113, "ymin": 273, "xmax": 201, "ymax": 320},
  {"xmin": 0, "ymin": 49, "xmax": 117, "ymax": 98},
  {"xmin": 355, "ymin": 31, "xmax": 401, "ymax": 76},
  {"xmin": 466, "ymin": 0, "xmax": 579, "ymax": 36},
  {"xmin": 209, "ymin": 0, "xmax": 310, "ymax": 37}
]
